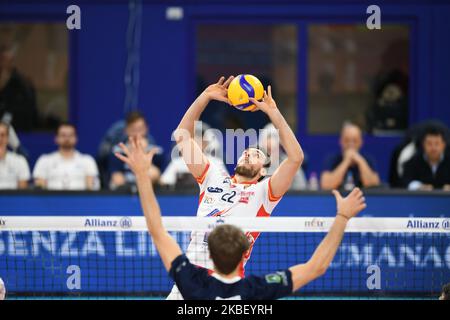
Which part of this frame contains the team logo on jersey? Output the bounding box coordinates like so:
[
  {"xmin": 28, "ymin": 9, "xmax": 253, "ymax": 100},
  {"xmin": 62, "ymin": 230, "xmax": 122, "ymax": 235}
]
[
  {"xmin": 203, "ymin": 195, "xmax": 215, "ymax": 204},
  {"xmin": 207, "ymin": 187, "xmax": 223, "ymax": 193}
]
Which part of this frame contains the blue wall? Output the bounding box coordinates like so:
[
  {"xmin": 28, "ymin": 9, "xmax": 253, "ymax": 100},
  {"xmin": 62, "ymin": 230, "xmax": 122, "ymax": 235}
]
[{"xmin": 1, "ymin": 1, "xmax": 450, "ymax": 182}]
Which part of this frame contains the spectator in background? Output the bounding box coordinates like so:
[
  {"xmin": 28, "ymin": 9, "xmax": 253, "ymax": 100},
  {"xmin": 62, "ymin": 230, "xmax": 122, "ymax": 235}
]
[
  {"xmin": 321, "ymin": 122, "xmax": 380, "ymax": 190},
  {"xmin": 109, "ymin": 111, "xmax": 162, "ymax": 190},
  {"xmin": 259, "ymin": 123, "xmax": 307, "ymax": 190},
  {"xmin": 0, "ymin": 121, "xmax": 30, "ymax": 189},
  {"xmin": 439, "ymin": 283, "xmax": 450, "ymax": 300},
  {"xmin": 388, "ymin": 120, "xmax": 450, "ymax": 187},
  {"xmin": 160, "ymin": 122, "xmax": 227, "ymax": 188},
  {"xmin": 0, "ymin": 28, "xmax": 38, "ymax": 131},
  {"xmin": 402, "ymin": 126, "xmax": 450, "ymax": 191},
  {"xmin": 33, "ymin": 123, "xmax": 99, "ymax": 190}
]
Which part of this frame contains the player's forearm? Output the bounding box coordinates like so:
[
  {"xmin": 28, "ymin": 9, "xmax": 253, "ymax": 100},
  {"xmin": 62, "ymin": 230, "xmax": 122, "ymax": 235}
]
[
  {"xmin": 176, "ymin": 92, "xmax": 210, "ymax": 137},
  {"xmin": 135, "ymin": 172, "xmax": 165, "ymax": 237},
  {"xmin": 135, "ymin": 171, "xmax": 183, "ymax": 271},
  {"xmin": 306, "ymin": 215, "xmax": 348, "ymax": 276},
  {"xmin": 266, "ymin": 109, "xmax": 303, "ymax": 164}
]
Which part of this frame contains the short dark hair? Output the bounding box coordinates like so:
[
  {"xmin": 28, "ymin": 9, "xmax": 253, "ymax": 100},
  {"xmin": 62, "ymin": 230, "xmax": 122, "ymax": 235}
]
[
  {"xmin": 56, "ymin": 122, "xmax": 77, "ymax": 135},
  {"xmin": 126, "ymin": 111, "xmax": 147, "ymax": 127},
  {"xmin": 0, "ymin": 121, "xmax": 9, "ymax": 135},
  {"xmin": 208, "ymin": 224, "xmax": 250, "ymax": 275},
  {"xmin": 422, "ymin": 125, "xmax": 447, "ymax": 144},
  {"xmin": 441, "ymin": 283, "xmax": 450, "ymax": 300}
]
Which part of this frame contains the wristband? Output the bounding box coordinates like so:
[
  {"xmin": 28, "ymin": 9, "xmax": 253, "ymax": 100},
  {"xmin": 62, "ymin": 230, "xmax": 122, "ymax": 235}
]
[{"xmin": 337, "ymin": 213, "xmax": 350, "ymax": 221}]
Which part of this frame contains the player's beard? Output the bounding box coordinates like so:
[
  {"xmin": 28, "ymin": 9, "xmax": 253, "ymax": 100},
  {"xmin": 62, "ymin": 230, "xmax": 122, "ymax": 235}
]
[{"xmin": 234, "ymin": 165, "xmax": 259, "ymax": 179}]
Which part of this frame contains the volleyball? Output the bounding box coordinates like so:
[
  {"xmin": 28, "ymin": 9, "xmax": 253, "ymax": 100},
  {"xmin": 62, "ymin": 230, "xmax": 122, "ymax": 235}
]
[{"xmin": 227, "ymin": 74, "xmax": 264, "ymax": 111}]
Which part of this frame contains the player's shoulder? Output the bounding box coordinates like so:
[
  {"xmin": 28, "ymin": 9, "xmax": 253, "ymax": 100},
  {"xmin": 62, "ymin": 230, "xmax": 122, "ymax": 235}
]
[
  {"xmin": 254, "ymin": 176, "xmax": 271, "ymax": 189},
  {"xmin": 208, "ymin": 158, "xmax": 228, "ymax": 173},
  {"xmin": 205, "ymin": 159, "xmax": 230, "ymax": 182},
  {"xmin": 170, "ymin": 254, "xmax": 208, "ymax": 278}
]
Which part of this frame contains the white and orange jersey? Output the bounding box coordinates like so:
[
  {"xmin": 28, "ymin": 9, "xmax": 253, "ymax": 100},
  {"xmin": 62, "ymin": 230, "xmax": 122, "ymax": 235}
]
[{"xmin": 185, "ymin": 161, "xmax": 283, "ymax": 276}]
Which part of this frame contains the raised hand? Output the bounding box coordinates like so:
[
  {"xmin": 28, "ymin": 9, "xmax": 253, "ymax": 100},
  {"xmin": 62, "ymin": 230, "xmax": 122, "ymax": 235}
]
[
  {"xmin": 114, "ymin": 136, "xmax": 158, "ymax": 176},
  {"xmin": 248, "ymin": 85, "xmax": 278, "ymax": 114},
  {"xmin": 332, "ymin": 188, "xmax": 367, "ymax": 220},
  {"xmin": 203, "ymin": 76, "xmax": 234, "ymax": 104}
]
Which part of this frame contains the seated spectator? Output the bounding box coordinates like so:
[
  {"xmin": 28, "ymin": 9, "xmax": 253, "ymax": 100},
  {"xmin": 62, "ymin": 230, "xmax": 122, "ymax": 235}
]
[
  {"xmin": 0, "ymin": 121, "xmax": 30, "ymax": 189},
  {"xmin": 321, "ymin": 122, "xmax": 380, "ymax": 190},
  {"xmin": 402, "ymin": 126, "xmax": 450, "ymax": 190},
  {"xmin": 160, "ymin": 122, "xmax": 227, "ymax": 188},
  {"xmin": 98, "ymin": 111, "xmax": 163, "ymax": 188},
  {"xmin": 439, "ymin": 283, "xmax": 450, "ymax": 300},
  {"xmin": 33, "ymin": 123, "xmax": 99, "ymax": 190},
  {"xmin": 388, "ymin": 120, "xmax": 450, "ymax": 187},
  {"xmin": 109, "ymin": 111, "xmax": 163, "ymax": 190},
  {"xmin": 259, "ymin": 123, "xmax": 307, "ymax": 190}
]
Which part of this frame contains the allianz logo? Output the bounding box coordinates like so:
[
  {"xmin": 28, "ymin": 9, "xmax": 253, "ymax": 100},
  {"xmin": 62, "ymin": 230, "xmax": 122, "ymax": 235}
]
[
  {"xmin": 406, "ymin": 219, "xmax": 450, "ymax": 230},
  {"xmin": 84, "ymin": 217, "xmax": 132, "ymax": 229}
]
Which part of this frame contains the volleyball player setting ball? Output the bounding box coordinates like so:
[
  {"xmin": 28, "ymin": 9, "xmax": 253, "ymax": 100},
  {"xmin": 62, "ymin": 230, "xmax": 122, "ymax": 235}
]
[
  {"xmin": 166, "ymin": 74, "xmax": 305, "ymax": 299},
  {"xmin": 115, "ymin": 135, "xmax": 367, "ymax": 300}
]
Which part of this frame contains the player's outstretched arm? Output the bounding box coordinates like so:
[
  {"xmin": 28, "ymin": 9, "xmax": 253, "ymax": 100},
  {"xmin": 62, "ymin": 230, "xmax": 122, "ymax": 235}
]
[
  {"xmin": 174, "ymin": 76, "xmax": 233, "ymax": 178},
  {"xmin": 288, "ymin": 188, "xmax": 366, "ymax": 292},
  {"xmin": 249, "ymin": 86, "xmax": 304, "ymax": 197},
  {"xmin": 115, "ymin": 136, "xmax": 182, "ymax": 272}
]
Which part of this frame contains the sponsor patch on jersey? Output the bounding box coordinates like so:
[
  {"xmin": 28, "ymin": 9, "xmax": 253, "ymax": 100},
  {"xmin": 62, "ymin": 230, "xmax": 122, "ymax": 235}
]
[
  {"xmin": 265, "ymin": 271, "xmax": 288, "ymax": 285},
  {"xmin": 239, "ymin": 196, "xmax": 249, "ymax": 204},
  {"xmin": 203, "ymin": 196, "xmax": 215, "ymax": 204},
  {"xmin": 207, "ymin": 187, "xmax": 223, "ymax": 193},
  {"xmin": 265, "ymin": 274, "xmax": 282, "ymax": 284},
  {"xmin": 239, "ymin": 191, "xmax": 255, "ymax": 203}
]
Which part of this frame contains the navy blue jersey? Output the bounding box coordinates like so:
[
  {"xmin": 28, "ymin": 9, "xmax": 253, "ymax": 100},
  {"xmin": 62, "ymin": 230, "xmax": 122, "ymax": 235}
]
[
  {"xmin": 323, "ymin": 152, "xmax": 378, "ymax": 188},
  {"xmin": 169, "ymin": 254, "xmax": 293, "ymax": 300}
]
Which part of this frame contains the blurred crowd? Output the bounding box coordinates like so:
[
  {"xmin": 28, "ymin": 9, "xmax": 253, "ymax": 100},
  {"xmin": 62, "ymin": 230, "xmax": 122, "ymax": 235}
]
[{"xmin": 0, "ymin": 111, "xmax": 449, "ymax": 192}]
